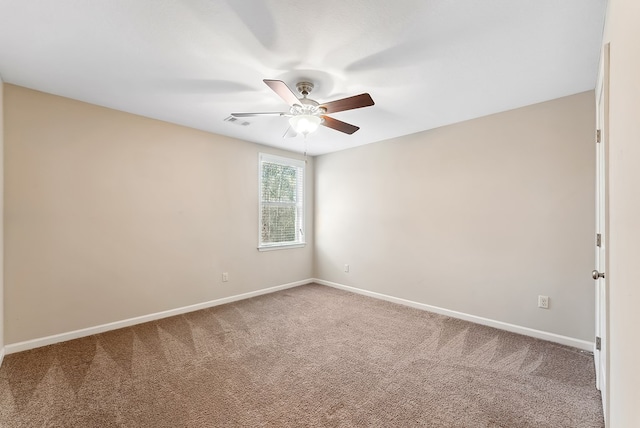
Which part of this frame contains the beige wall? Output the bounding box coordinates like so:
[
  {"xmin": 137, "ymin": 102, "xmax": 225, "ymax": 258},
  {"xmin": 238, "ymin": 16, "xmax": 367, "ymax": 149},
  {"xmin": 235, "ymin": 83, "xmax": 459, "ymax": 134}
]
[
  {"xmin": 315, "ymin": 92, "xmax": 595, "ymax": 341},
  {"xmin": 4, "ymin": 84, "xmax": 313, "ymax": 344},
  {"xmin": 604, "ymin": 0, "xmax": 640, "ymax": 425}
]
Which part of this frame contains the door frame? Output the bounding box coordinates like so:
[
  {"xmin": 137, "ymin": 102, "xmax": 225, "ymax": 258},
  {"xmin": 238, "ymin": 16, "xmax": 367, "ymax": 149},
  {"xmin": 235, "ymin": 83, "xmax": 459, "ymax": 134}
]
[{"xmin": 594, "ymin": 42, "xmax": 610, "ymax": 422}]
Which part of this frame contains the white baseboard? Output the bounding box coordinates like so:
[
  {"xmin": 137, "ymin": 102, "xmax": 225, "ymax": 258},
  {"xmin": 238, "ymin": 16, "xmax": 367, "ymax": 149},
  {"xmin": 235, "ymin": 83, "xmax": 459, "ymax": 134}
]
[
  {"xmin": 5, "ymin": 279, "xmax": 314, "ymax": 355},
  {"xmin": 3, "ymin": 278, "xmax": 593, "ymax": 356},
  {"xmin": 314, "ymin": 279, "xmax": 594, "ymax": 352}
]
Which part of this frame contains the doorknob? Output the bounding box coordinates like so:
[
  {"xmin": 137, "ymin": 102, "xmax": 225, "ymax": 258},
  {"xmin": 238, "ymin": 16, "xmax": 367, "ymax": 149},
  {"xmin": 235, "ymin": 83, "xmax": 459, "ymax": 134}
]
[{"xmin": 592, "ymin": 270, "xmax": 605, "ymax": 280}]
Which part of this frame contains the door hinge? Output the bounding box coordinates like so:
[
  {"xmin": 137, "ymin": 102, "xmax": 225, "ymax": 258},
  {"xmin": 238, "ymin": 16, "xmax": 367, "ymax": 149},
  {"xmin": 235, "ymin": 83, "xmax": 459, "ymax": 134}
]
[
  {"xmin": 595, "ymin": 336, "xmax": 601, "ymax": 351},
  {"xmin": 596, "ymin": 233, "xmax": 602, "ymax": 247},
  {"xmin": 596, "ymin": 129, "xmax": 601, "ymax": 143}
]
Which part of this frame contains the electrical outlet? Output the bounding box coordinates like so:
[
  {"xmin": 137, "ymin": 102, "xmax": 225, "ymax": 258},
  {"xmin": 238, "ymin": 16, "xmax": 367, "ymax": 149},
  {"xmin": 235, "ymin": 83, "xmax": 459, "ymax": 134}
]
[
  {"xmin": 538, "ymin": 295, "xmax": 549, "ymax": 309},
  {"xmin": 222, "ymin": 272, "xmax": 229, "ymax": 282},
  {"xmin": 344, "ymin": 264, "xmax": 350, "ymax": 273}
]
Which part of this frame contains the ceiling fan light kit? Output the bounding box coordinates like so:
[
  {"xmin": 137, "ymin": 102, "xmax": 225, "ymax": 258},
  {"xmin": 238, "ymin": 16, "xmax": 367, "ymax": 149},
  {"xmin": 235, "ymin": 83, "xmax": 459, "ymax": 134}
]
[
  {"xmin": 231, "ymin": 79, "xmax": 375, "ymax": 138},
  {"xmin": 289, "ymin": 114, "xmax": 322, "ymax": 135}
]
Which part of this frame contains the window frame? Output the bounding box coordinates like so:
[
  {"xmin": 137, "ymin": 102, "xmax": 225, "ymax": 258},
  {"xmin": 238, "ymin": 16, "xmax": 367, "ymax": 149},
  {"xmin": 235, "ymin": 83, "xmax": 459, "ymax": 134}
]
[{"xmin": 257, "ymin": 153, "xmax": 306, "ymax": 251}]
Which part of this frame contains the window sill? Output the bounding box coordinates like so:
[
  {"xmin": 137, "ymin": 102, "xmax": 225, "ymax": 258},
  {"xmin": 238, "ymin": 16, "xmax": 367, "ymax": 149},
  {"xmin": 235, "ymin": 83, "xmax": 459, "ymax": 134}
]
[{"xmin": 258, "ymin": 243, "xmax": 306, "ymax": 252}]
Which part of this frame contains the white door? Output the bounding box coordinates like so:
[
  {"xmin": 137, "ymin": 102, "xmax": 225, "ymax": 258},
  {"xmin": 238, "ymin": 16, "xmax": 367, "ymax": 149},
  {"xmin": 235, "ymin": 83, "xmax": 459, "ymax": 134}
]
[{"xmin": 593, "ymin": 43, "xmax": 609, "ymax": 419}]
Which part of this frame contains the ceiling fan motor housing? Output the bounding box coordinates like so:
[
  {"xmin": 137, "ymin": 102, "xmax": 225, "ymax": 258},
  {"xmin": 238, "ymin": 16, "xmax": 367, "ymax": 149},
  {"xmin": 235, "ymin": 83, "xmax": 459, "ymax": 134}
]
[{"xmin": 290, "ymin": 103, "xmax": 324, "ymax": 117}]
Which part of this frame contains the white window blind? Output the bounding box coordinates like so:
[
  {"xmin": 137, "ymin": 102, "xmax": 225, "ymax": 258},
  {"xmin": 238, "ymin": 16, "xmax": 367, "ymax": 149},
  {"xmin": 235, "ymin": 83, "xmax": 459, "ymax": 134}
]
[{"xmin": 258, "ymin": 153, "xmax": 305, "ymax": 249}]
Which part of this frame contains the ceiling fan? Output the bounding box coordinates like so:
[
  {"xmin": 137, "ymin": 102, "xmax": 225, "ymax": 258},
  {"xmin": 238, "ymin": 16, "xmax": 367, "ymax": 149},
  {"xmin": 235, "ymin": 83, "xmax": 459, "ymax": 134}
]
[{"xmin": 231, "ymin": 80, "xmax": 375, "ymax": 136}]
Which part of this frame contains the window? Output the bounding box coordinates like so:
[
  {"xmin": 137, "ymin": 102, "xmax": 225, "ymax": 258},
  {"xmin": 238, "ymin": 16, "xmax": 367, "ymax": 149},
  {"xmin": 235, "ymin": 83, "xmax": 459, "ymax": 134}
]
[{"xmin": 258, "ymin": 153, "xmax": 305, "ymax": 249}]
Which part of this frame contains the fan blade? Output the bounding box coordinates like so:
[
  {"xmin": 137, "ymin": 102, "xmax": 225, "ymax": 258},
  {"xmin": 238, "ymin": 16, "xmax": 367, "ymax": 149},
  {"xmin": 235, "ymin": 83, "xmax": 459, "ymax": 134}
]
[
  {"xmin": 321, "ymin": 116, "xmax": 360, "ymax": 135},
  {"xmin": 230, "ymin": 112, "xmax": 286, "ymax": 117},
  {"xmin": 264, "ymin": 79, "xmax": 300, "ymax": 106},
  {"xmin": 282, "ymin": 126, "xmax": 297, "ymax": 138},
  {"xmin": 320, "ymin": 93, "xmax": 374, "ymax": 114}
]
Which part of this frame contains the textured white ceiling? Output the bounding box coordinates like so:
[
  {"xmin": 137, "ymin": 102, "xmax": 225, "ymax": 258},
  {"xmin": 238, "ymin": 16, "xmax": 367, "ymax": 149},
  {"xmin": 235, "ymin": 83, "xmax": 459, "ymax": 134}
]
[{"xmin": 0, "ymin": 0, "xmax": 606, "ymax": 155}]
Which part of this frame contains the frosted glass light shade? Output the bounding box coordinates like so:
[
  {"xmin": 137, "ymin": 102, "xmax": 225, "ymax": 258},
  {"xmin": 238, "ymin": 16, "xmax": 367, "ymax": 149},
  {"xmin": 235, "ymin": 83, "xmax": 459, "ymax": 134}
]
[{"xmin": 289, "ymin": 115, "xmax": 322, "ymax": 135}]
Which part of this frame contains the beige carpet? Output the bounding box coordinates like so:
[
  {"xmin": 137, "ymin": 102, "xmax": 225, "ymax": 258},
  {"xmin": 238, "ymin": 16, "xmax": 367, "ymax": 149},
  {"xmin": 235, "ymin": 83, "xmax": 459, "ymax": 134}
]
[{"xmin": 0, "ymin": 284, "xmax": 603, "ymax": 427}]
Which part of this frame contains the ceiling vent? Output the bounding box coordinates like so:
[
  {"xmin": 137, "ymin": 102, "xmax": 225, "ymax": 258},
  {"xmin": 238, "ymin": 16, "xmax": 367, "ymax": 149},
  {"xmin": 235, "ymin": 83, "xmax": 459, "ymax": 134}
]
[{"xmin": 224, "ymin": 116, "xmax": 250, "ymax": 126}]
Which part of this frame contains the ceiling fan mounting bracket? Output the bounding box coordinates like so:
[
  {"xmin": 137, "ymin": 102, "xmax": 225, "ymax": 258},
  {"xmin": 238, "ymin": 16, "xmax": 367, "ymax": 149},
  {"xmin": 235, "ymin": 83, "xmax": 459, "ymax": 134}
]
[{"xmin": 296, "ymin": 81, "xmax": 314, "ymax": 97}]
